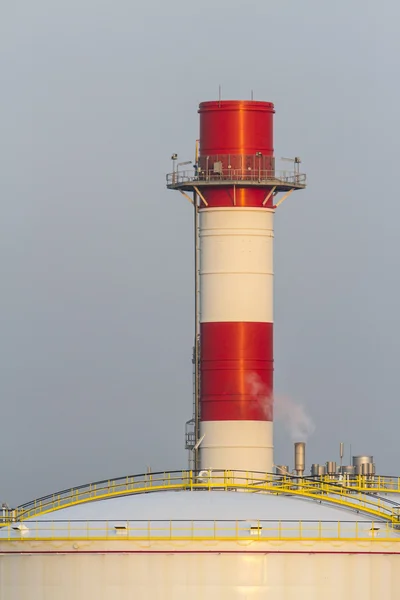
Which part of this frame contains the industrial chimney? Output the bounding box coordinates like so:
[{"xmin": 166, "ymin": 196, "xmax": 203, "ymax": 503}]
[{"xmin": 167, "ymin": 99, "xmax": 306, "ymax": 474}]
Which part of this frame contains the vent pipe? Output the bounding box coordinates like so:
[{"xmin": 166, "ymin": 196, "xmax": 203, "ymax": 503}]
[{"xmin": 294, "ymin": 442, "xmax": 306, "ymax": 476}]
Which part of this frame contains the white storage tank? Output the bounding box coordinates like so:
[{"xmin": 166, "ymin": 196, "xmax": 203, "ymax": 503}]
[{"xmin": 1, "ymin": 472, "xmax": 400, "ymax": 599}]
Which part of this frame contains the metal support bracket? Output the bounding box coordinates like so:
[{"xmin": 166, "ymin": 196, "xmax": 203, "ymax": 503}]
[
  {"xmin": 275, "ymin": 188, "xmax": 295, "ymax": 208},
  {"xmin": 179, "ymin": 190, "xmax": 194, "ymax": 205},
  {"xmin": 262, "ymin": 185, "xmax": 276, "ymax": 206},
  {"xmin": 193, "ymin": 186, "xmax": 209, "ymax": 207}
]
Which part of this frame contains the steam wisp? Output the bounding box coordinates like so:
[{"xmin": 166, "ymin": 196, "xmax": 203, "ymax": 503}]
[
  {"xmin": 275, "ymin": 395, "xmax": 315, "ymax": 442},
  {"xmin": 245, "ymin": 372, "xmax": 315, "ymax": 441}
]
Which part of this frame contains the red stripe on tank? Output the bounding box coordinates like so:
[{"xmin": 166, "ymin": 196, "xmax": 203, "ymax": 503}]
[
  {"xmin": 200, "ymin": 187, "xmax": 275, "ymax": 209},
  {"xmin": 200, "ymin": 322, "xmax": 273, "ymax": 421}
]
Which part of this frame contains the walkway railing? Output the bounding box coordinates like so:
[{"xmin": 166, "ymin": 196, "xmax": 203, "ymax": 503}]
[
  {"xmin": 166, "ymin": 169, "xmax": 306, "ymax": 187},
  {"xmin": 2, "ymin": 471, "xmax": 400, "ymax": 524},
  {"xmin": 0, "ymin": 519, "xmax": 397, "ymax": 543}
]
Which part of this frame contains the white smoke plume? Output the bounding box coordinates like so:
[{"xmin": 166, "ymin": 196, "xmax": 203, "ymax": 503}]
[
  {"xmin": 246, "ymin": 372, "xmax": 273, "ymax": 420},
  {"xmin": 245, "ymin": 372, "xmax": 315, "ymax": 441},
  {"xmin": 274, "ymin": 395, "xmax": 316, "ymax": 442}
]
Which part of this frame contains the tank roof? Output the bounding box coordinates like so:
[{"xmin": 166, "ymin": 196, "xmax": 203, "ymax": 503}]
[{"xmin": 29, "ymin": 490, "xmax": 376, "ymax": 522}]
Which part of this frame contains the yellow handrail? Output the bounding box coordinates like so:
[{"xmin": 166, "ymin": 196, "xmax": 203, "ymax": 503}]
[
  {"xmin": 2, "ymin": 471, "xmax": 400, "ymax": 525},
  {"xmin": 0, "ymin": 518, "xmax": 397, "ymax": 543}
]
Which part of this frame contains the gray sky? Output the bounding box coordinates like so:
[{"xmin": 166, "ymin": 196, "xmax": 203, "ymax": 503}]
[{"xmin": 1, "ymin": 0, "xmax": 399, "ymax": 505}]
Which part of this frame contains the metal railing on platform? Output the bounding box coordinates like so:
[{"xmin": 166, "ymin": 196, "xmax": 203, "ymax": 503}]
[
  {"xmin": 2, "ymin": 471, "xmax": 400, "ymax": 525},
  {"xmin": 0, "ymin": 518, "xmax": 397, "ymax": 543},
  {"xmin": 166, "ymin": 169, "xmax": 306, "ymax": 187}
]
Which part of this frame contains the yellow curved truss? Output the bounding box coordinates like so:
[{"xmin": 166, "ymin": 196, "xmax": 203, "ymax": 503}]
[{"xmin": 2, "ymin": 471, "xmax": 400, "ymax": 525}]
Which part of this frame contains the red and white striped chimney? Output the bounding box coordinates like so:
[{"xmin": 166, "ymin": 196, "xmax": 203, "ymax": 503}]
[
  {"xmin": 167, "ymin": 99, "xmax": 305, "ymax": 475},
  {"xmin": 198, "ymin": 101, "xmax": 274, "ymax": 474}
]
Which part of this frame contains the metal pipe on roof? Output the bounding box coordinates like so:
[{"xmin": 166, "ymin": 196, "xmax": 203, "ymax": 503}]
[{"xmin": 294, "ymin": 442, "xmax": 306, "ymax": 476}]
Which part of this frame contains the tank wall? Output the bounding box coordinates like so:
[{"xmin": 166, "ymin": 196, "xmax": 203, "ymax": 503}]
[{"xmin": 1, "ymin": 552, "xmax": 400, "ymax": 600}]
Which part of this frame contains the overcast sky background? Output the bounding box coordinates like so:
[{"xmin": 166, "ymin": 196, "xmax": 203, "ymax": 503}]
[{"xmin": 1, "ymin": 0, "xmax": 399, "ymax": 505}]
